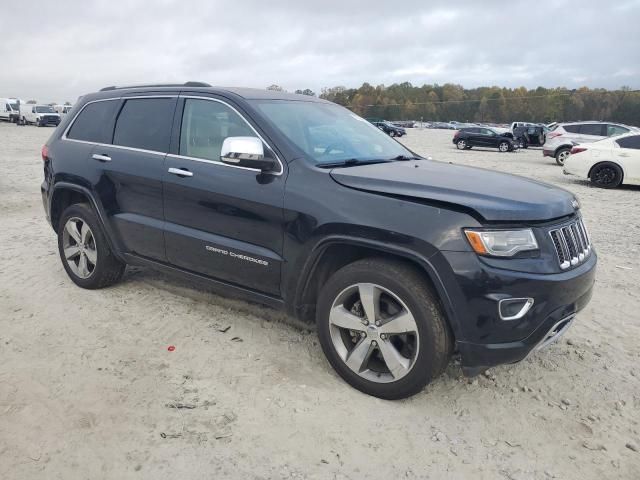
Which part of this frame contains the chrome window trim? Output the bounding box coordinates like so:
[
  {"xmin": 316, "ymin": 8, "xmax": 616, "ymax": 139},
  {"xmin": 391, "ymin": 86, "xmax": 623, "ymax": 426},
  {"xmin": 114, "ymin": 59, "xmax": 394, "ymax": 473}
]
[
  {"xmin": 62, "ymin": 94, "xmax": 284, "ymax": 176},
  {"xmin": 166, "ymin": 153, "xmax": 261, "ymax": 172},
  {"xmin": 179, "ymin": 95, "xmax": 284, "ymax": 176}
]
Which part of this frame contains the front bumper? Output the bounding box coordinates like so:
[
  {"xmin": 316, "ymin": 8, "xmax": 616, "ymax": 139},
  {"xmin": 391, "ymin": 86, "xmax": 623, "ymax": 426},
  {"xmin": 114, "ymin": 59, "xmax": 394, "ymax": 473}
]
[
  {"xmin": 437, "ymin": 250, "xmax": 596, "ymax": 374},
  {"xmin": 542, "ymin": 148, "xmax": 554, "ymax": 157}
]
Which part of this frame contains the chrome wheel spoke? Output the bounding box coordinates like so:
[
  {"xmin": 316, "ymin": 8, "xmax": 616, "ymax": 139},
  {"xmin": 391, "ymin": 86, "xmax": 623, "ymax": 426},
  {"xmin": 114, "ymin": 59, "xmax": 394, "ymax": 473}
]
[
  {"xmin": 64, "ymin": 246, "xmax": 81, "ymax": 260},
  {"xmin": 358, "ymin": 283, "xmax": 380, "ymax": 323},
  {"xmin": 65, "ymin": 219, "xmax": 82, "ymax": 244},
  {"xmin": 378, "ymin": 339, "xmax": 410, "ymax": 378},
  {"xmin": 379, "ymin": 310, "xmax": 417, "ymax": 335},
  {"xmin": 78, "ymin": 253, "xmax": 90, "ymax": 277},
  {"xmin": 330, "ymin": 305, "xmax": 365, "ymax": 331},
  {"xmin": 80, "ymin": 222, "xmax": 92, "ymax": 245},
  {"xmin": 85, "ymin": 246, "xmax": 97, "ymax": 265},
  {"xmin": 345, "ymin": 338, "xmax": 374, "ymax": 373}
]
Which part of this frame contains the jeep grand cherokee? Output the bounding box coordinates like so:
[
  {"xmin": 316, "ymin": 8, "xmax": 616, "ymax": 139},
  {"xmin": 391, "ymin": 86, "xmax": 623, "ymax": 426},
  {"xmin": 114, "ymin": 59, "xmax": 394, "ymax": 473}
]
[{"xmin": 41, "ymin": 82, "xmax": 596, "ymax": 399}]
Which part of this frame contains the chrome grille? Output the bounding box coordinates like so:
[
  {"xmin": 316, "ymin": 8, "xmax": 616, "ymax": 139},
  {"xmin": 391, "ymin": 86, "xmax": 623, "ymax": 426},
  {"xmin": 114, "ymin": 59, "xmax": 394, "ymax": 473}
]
[{"xmin": 549, "ymin": 218, "xmax": 592, "ymax": 270}]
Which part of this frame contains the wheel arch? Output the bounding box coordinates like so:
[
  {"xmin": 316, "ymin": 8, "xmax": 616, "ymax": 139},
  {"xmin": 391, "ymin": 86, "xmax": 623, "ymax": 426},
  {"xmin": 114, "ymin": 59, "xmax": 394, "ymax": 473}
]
[
  {"xmin": 49, "ymin": 182, "xmax": 125, "ymax": 261},
  {"xmin": 292, "ymin": 236, "xmax": 460, "ymax": 339},
  {"xmin": 588, "ymin": 160, "xmax": 625, "ymax": 183}
]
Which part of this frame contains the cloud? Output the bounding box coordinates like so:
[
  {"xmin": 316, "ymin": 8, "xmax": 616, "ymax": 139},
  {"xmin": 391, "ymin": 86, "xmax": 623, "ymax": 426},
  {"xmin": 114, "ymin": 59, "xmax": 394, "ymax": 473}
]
[{"xmin": 1, "ymin": 0, "xmax": 638, "ymax": 102}]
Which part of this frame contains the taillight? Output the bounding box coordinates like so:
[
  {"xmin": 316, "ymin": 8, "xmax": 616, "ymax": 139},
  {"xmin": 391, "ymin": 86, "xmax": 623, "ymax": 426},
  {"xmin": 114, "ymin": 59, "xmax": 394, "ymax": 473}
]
[
  {"xmin": 570, "ymin": 146, "xmax": 587, "ymax": 154},
  {"xmin": 453, "ymin": 130, "xmax": 460, "ymax": 138},
  {"xmin": 41, "ymin": 145, "xmax": 49, "ymax": 162}
]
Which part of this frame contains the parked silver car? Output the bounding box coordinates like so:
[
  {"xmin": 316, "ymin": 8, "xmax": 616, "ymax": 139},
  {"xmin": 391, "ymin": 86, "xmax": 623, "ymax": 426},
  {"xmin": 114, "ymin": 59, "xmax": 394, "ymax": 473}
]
[{"xmin": 542, "ymin": 121, "xmax": 638, "ymax": 166}]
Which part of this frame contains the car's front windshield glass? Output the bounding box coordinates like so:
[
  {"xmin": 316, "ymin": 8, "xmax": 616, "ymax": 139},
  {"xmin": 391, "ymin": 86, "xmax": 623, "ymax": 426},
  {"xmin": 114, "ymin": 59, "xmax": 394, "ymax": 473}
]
[
  {"xmin": 251, "ymin": 100, "xmax": 414, "ymax": 164},
  {"xmin": 35, "ymin": 106, "xmax": 55, "ymax": 113},
  {"xmin": 10, "ymin": 103, "xmax": 18, "ymax": 111}
]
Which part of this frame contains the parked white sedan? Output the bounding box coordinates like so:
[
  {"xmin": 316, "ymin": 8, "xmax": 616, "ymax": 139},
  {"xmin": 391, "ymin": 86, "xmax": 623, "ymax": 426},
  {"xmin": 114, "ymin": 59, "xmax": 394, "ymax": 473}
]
[{"xmin": 563, "ymin": 133, "xmax": 640, "ymax": 188}]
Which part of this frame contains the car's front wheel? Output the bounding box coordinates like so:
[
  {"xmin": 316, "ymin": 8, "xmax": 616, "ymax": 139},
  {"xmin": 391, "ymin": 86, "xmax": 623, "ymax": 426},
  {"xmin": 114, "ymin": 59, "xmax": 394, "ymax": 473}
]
[
  {"xmin": 498, "ymin": 141, "xmax": 510, "ymax": 152},
  {"xmin": 316, "ymin": 259, "xmax": 452, "ymax": 400},
  {"xmin": 57, "ymin": 203, "xmax": 126, "ymax": 289},
  {"xmin": 590, "ymin": 162, "xmax": 623, "ymax": 189}
]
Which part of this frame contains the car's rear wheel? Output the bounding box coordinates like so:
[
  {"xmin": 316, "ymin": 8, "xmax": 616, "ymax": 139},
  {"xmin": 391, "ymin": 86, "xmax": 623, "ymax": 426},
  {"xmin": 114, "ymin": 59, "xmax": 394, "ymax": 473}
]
[
  {"xmin": 555, "ymin": 148, "xmax": 570, "ymax": 166},
  {"xmin": 498, "ymin": 141, "xmax": 510, "ymax": 152},
  {"xmin": 316, "ymin": 259, "xmax": 452, "ymax": 400},
  {"xmin": 456, "ymin": 139, "xmax": 467, "ymax": 149},
  {"xmin": 57, "ymin": 203, "xmax": 126, "ymax": 289},
  {"xmin": 590, "ymin": 162, "xmax": 623, "ymax": 189}
]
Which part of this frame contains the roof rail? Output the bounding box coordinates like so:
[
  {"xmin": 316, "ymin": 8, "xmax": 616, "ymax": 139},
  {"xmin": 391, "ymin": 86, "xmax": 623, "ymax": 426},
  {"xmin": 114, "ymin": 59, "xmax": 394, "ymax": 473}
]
[{"xmin": 99, "ymin": 81, "xmax": 211, "ymax": 92}]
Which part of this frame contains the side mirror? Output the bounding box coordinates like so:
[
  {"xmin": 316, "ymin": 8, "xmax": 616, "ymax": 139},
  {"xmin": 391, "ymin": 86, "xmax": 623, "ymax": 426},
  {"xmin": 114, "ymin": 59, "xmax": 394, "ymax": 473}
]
[{"xmin": 220, "ymin": 136, "xmax": 276, "ymax": 172}]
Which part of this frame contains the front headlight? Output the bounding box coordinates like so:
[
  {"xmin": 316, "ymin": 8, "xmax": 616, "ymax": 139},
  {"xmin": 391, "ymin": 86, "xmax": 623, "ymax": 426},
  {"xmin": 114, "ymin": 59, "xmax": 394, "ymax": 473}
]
[{"xmin": 464, "ymin": 229, "xmax": 538, "ymax": 257}]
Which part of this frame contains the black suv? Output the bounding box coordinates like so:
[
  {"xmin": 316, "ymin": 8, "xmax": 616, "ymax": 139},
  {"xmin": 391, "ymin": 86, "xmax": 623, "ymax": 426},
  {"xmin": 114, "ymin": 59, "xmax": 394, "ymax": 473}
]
[
  {"xmin": 369, "ymin": 119, "xmax": 406, "ymax": 137},
  {"xmin": 41, "ymin": 83, "xmax": 596, "ymax": 399},
  {"xmin": 453, "ymin": 127, "xmax": 516, "ymax": 152}
]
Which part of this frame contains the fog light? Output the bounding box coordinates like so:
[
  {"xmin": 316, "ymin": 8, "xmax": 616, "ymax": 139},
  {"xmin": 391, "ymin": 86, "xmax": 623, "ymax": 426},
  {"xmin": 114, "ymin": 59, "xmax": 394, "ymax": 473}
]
[{"xmin": 499, "ymin": 298, "xmax": 534, "ymax": 321}]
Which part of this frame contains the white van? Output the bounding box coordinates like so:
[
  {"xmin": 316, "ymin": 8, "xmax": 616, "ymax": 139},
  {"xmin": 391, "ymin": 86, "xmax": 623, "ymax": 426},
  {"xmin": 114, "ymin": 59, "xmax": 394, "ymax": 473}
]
[
  {"xmin": 54, "ymin": 104, "xmax": 74, "ymax": 115},
  {"xmin": 0, "ymin": 98, "xmax": 21, "ymax": 123},
  {"xmin": 19, "ymin": 104, "xmax": 61, "ymax": 127}
]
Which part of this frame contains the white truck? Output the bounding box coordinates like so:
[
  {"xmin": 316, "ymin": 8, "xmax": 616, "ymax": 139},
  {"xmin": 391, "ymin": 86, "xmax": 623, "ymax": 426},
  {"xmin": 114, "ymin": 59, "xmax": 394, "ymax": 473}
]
[
  {"xmin": 0, "ymin": 98, "xmax": 21, "ymax": 123},
  {"xmin": 19, "ymin": 104, "xmax": 61, "ymax": 127}
]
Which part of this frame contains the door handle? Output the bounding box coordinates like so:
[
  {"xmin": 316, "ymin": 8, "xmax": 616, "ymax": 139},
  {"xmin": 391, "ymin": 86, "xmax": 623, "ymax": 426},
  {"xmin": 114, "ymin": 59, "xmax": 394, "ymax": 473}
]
[
  {"xmin": 168, "ymin": 167, "xmax": 193, "ymax": 177},
  {"xmin": 92, "ymin": 153, "xmax": 111, "ymax": 162}
]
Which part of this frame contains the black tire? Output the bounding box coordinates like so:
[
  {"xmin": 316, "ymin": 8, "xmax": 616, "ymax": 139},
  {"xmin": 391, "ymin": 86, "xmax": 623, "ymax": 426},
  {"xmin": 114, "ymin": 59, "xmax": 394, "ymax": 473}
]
[
  {"xmin": 590, "ymin": 162, "xmax": 623, "ymax": 189},
  {"xmin": 316, "ymin": 258, "xmax": 452, "ymax": 400},
  {"xmin": 498, "ymin": 141, "xmax": 510, "ymax": 152},
  {"xmin": 555, "ymin": 148, "xmax": 570, "ymax": 166},
  {"xmin": 57, "ymin": 203, "xmax": 126, "ymax": 289},
  {"xmin": 456, "ymin": 139, "xmax": 467, "ymax": 150},
  {"xmin": 464, "ymin": 145, "xmax": 472, "ymax": 150}
]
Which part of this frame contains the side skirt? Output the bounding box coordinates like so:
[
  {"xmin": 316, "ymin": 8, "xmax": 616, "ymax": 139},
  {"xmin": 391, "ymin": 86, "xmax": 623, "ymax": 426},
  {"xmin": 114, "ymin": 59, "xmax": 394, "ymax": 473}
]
[{"xmin": 122, "ymin": 253, "xmax": 285, "ymax": 310}]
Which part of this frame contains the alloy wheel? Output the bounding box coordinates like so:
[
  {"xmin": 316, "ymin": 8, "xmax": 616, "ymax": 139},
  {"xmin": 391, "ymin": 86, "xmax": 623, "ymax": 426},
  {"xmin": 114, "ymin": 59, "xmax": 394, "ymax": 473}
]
[
  {"xmin": 457, "ymin": 140, "xmax": 466, "ymax": 149},
  {"xmin": 62, "ymin": 217, "xmax": 97, "ymax": 279},
  {"xmin": 557, "ymin": 150, "xmax": 569, "ymax": 165},
  {"xmin": 593, "ymin": 166, "xmax": 617, "ymax": 186},
  {"xmin": 499, "ymin": 142, "xmax": 509, "ymax": 152},
  {"xmin": 328, "ymin": 283, "xmax": 420, "ymax": 383}
]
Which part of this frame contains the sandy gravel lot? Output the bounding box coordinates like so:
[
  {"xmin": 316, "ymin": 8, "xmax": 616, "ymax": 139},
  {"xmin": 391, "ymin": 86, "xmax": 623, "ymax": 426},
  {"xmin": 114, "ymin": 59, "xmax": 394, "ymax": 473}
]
[{"xmin": 1, "ymin": 123, "xmax": 639, "ymax": 479}]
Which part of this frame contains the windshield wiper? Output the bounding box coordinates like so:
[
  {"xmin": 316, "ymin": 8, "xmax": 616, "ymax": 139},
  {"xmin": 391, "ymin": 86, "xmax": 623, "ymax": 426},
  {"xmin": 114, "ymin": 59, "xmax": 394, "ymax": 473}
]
[
  {"xmin": 317, "ymin": 158, "xmax": 392, "ymax": 169},
  {"xmin": 388, "ymin": 155, "xmax": 422, "ymax": 161}
]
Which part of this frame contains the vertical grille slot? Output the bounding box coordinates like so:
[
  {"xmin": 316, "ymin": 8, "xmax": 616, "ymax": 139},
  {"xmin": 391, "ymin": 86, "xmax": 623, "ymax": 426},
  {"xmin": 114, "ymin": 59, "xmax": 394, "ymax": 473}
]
[{"xmin": 549, "ymin": 218, "xmax": 592, "ymax": 270}]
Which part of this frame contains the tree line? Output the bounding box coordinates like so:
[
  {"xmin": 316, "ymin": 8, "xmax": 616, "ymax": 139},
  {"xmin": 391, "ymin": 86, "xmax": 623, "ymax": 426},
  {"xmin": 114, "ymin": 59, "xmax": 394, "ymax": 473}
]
[{"xmin": 315, "ymin": 83, "xmax": 640, "ymax": 126}]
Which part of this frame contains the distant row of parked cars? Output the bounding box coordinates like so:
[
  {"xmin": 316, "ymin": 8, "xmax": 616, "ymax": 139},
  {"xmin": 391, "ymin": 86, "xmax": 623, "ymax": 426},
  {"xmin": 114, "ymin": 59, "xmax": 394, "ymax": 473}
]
[{"xmin": 1, "ymin": 97, "xmax": 72, "ymax": 127}]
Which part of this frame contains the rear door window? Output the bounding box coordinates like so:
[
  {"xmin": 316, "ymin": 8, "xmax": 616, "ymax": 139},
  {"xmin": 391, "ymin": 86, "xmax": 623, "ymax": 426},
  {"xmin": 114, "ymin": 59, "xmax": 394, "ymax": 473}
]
[
  {"xmin": 66, "ymin": 100, "xmax": 119, "ymax": 144},
  {"xmin": 113, "ymin": 98, "xmax": 176, "ymax": 152},
  {"xmin": 579, "ymin": 124, "xmax": 605, "ymax": 136},
  {"xmin": 616, "ymin": 135, "xmax": 640, "ymax": 150}
]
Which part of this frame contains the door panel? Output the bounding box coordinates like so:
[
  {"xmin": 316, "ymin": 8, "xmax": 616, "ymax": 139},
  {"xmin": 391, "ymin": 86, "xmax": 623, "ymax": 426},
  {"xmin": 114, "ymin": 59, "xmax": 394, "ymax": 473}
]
[
  {"xmin": 91, "ymin": 145, "xmax": 167, "ymax": 260},
  {"xmin": 162, "ymin": 97, "xmax": 285, "ymax": 295}
]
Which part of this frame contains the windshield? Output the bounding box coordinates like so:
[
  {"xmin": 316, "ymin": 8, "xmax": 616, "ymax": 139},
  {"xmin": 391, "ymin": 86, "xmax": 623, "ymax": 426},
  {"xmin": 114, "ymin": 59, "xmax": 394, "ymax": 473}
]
[
  {"xmin": 35, "ymin": 106, "xmax": 55, "ymax": 113},
  {"xmin": 10, "ymin": 103, "xmax": 18, "ymax": 111},
  {"xmin": 251, "ymin": 100, "xmax": 414, "ymax": 164}
]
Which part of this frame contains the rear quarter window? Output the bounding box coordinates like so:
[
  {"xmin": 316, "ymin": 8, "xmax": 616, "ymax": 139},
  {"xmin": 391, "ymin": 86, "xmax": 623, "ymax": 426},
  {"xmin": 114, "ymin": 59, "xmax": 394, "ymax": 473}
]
[
  {"xmin": 113, "ymin": 98, "xmax": 176, "ymax": 152},
  {"xmin": 607, "ymin": 125, "xmax": 630, "ymax": 136},
  {"xmin": 616, "ymin": 135, "xmax": 640, "ymax": 150},
  {"xmin": 562, "ymin": 124, "xmax": 581, "ymax": 134},
  {"xmin": 66, "ymin": 100, "xmax": 119, "ymax": 144}
]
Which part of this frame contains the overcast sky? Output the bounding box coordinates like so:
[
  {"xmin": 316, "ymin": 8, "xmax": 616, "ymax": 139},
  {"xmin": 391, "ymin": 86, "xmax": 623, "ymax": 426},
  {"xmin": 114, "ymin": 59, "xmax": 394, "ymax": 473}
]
[{"xmin": 2, "ymin": 0, "xmax": 639, "ymax": 103}]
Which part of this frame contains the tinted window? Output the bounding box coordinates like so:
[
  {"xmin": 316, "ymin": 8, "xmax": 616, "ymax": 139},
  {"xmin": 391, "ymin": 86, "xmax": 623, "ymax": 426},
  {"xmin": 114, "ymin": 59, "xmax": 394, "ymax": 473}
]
[
  {"xmin": 563, "ymin": 124, "xmax": 581, "ymax": 134},
  {"xmin": 616, "ymin": 135, "xmax": 640, "ymax": 150},
  {"xmin": 179, "ymin": 99, "xmax": 254, "ymax": 161},
  {"xmin": 579, "ymin": 124, "xmax": 604, "ymax": 136},
  {"xmin": 607, "ymin": 125, "xmax": 629, "ymax": 136},
  {"xmin": 67, "ymin": 100, "xmax": 119, "ymax": 143},
  {"xmin": 113, "ymin": 98, "xmax": 175, "ymax": 152}
]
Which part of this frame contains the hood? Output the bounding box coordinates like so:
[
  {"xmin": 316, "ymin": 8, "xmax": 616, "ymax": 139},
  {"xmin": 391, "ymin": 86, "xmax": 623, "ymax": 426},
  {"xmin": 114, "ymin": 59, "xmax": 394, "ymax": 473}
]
[{"xmin": 330, "ymin": 160, "xmax": 577, "ymax": 222}]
